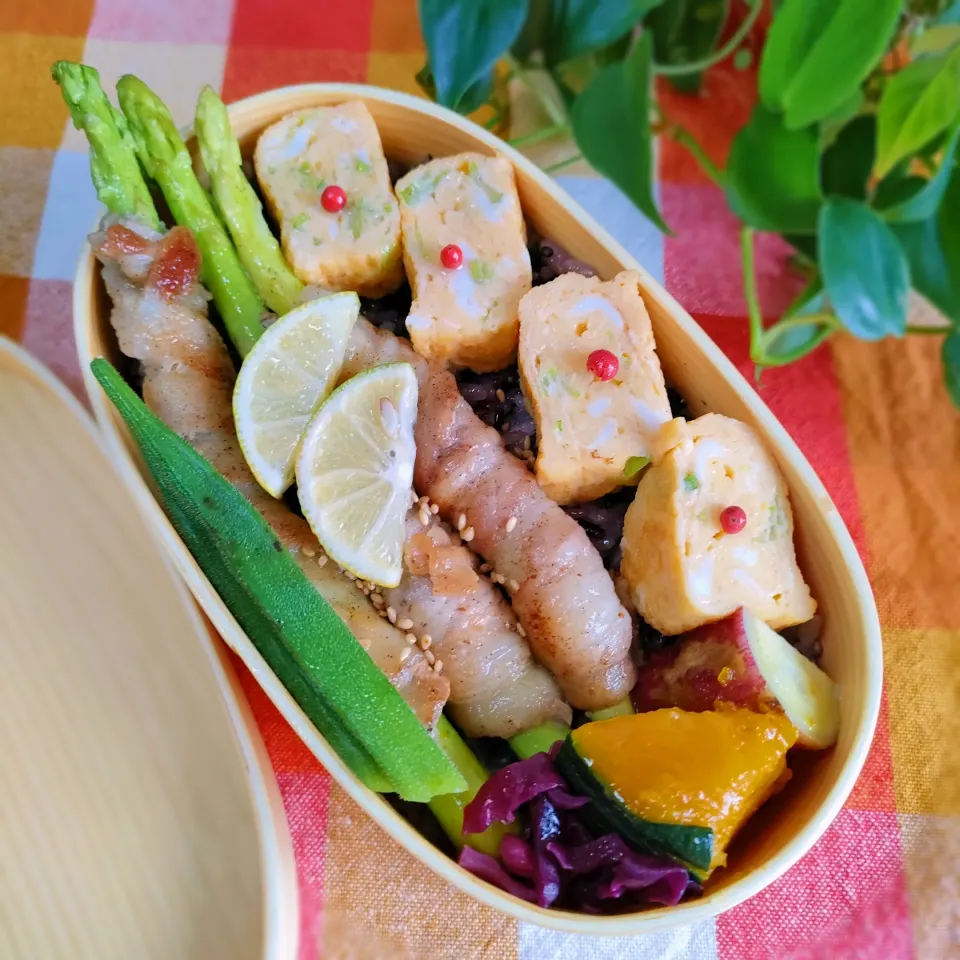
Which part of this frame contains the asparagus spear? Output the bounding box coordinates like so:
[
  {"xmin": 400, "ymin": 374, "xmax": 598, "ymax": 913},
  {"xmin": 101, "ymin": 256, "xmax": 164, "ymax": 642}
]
[
  {"xmin": 195, "ymin": 87, "xmax": 304, "ymax": 316},
  {"xmin": 509, "ymin": 721, "xmax": 570, "ymax": 760},
  {"xmin": 116, "ymin": 75, "xmax": 266, "ymax": 357},
  {"xmin": 52, "ymin": 61, "xmax": 161, "ymax": 231},
  {"xmin": 90, "ymin": 75, "xmax": 529, "ymax": 854}
]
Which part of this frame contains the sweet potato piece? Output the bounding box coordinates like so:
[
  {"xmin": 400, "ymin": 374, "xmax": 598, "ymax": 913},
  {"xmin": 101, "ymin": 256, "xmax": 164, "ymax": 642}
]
[{"xmin": 634, "ymin": 607, "xmax": 840, "ymax": 749}]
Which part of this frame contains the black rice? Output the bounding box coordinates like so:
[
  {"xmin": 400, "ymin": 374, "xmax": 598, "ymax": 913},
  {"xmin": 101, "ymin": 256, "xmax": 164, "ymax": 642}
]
[
  {"xmin": 562, "ymin": 487, "xmax": 634, "ymax": 569},
  {"xmin": 360, "ymin": 283, "xmax": 413, "ymax": 339},
  {"xmin": 359, "ymin": 228, "xmax": 695, "ymax": 573},
  {"xmin": 456, "ymin": 366, "xmax": 537, "ymax": 458},
  {"xmin": 529, "ymin": 233, "xmax": 598, "ymax": 286}
]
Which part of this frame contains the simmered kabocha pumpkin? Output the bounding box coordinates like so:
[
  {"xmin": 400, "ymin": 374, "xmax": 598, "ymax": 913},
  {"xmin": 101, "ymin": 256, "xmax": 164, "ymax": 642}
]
[{"xmin": 556, "ymin": 708, "xmax": 798, "ymax": 875}]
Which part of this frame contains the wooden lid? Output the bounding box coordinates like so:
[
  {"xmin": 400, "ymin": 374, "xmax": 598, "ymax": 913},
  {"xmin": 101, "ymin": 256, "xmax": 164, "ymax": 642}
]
[{"xmin": 0, "ymin": 339, "xmax": 297, "ymax": 960}]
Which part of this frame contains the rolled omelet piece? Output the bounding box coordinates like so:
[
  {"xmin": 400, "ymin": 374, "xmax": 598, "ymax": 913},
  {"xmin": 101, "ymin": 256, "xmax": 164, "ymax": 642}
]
[
  {"xmin": 254, "ymin": 102, "xmax": 403, "ymax": 297},
  {"xmin": 621, "ymin": 413, "xmax": 816, "ymax": 635},
  {"xmin": 395, "ymin": 153, "xmax": 532, "ymax": 372},
  {"xmin": 518, "ymin": 270, "xmax": 672, "ymax": 504}
]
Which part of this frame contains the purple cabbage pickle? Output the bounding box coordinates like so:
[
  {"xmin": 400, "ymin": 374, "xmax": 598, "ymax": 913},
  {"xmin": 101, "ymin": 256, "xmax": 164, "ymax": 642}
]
[{"xmin": 462, "ymin": 751, "xmax": 564, "ymax": 834}]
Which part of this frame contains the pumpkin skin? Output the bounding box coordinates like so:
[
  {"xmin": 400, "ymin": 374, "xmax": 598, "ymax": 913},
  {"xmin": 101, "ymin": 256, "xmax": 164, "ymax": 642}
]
[{"xmin": 557, "ymin": 708, "xmax": 798, "ymax": 874}]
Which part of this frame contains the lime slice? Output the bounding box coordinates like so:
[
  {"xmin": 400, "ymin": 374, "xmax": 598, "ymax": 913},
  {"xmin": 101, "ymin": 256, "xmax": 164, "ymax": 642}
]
[
  {"xmin": 234, "ymin": 292, "xmax": 360, "ymax": 498},
  {"xmin": 296, "ymin": 363, "xmax": 417, "ymax": 587}
]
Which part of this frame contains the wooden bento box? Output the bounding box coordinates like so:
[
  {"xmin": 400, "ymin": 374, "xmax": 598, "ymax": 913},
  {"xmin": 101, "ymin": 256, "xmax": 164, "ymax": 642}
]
[{"xmin": 73, "ymin": 83, "xmax": 882, "ymax": 935}]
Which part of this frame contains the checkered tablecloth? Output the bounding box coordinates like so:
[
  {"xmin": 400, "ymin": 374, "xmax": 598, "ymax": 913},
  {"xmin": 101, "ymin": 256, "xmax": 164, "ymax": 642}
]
[{"xmin": 4, "ymin": 1, "xmax": 957, "ymax": 957}]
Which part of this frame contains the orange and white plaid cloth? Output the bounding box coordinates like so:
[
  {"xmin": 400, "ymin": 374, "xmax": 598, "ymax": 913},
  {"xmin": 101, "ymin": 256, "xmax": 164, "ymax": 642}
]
[{"xmin": 3, "ymin": 0, "xmax": 957, "ymax": 956}]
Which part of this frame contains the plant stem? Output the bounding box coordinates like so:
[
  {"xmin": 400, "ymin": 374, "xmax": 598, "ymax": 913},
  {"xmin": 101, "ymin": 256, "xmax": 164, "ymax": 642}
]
[
  {"xmin": 669, "ymin": 125, "xmax": 724, "ymax": 187},
  {"xmin": 654, "ymin": 0, "xmax": 764, "ymax": 77},
  {"xmin": 906, "ymin": 324, "xmax": 950, "ymax": 334},
  {"xmin": 483, "ymin": 107, "xmax": 503, "ymax": 131},
  {"xmin": 508, "ymin": 122, "xmax": 570, "ymax": 148},
  {"xmin": 756, "ymin": 313, "xmax": 838, "ymax": 366},
  {"xmin": 740, "ymin": 226, "xmax": 766, "ymax": 362},
  {"xmin": 543, "ymin": 153, "xmax": 583, "ymax": 174}
]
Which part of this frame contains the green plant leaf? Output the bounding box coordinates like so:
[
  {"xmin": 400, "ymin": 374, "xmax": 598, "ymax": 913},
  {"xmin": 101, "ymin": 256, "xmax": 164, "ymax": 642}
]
[
  {"xmin": 818, "ymin": 197, "xmax": 910, "ymax": 340},
  {"xmin": 786, "ymin": 233, "xmax": 818, "ymax": 264},
  {"xmin": 819, "ymin": 89, "xmax": 867, "ymax": 148},
  {"xmin": 937, "ymin": 0, "xmax": 960, "ymax": 25},
  {"xmin": 760, "ymin": 0, "xmax": 836, "ymax": 108},
  {"xmin": 419, "ymin": 0, "xmax": 528, "ymax": 111},
  {"xmin": 875, "ymin": 48, "xmax": 960, "ymax": 178},
  {"xmin": 892, "ymin": 165, "xmax": 960, "ymax": 321},
  {"xmin": 821, "ymin": 115, "xmax": 876, "ymax": 199},
  {"xmin": 878, "ymin": 122, "xmax": 960, "ymax": 221},
  {"xmin": 571, "ymin": 33, "xmax": 669, "ymax": 232},
  {"xmin": 512, "ymin": 0, "xmax": 552, "ymax": 59},
  {"xmin": 646, "ymin": 0, "xmax": 729, "ymax": 94},
  {"xmin": 943, "ymin": 330, "xmax": 960, "ymax": 409},
  {"xmin": 544, "ymin": 0, "xmax": 662, "ymax": 66},
  {"xmin": 760, "ymin": 318, "xmax": 835, "ymax": 365},
  {"xmin": 912, "ymin": 22, "xmax": 960, "ymax": 55},
  {"xmin": 758, "ymin": 280, "xmax": 835, "ymax": 366},
  {"xmin": 874, "ymin": 174, "xmax": 929, "ymax": 209},
  {"xmin": 725, "ymin": 104, "xmax": 822, "ymax": 232},
  {"xmin": 415, "ymin": 64, "xmax": 493, "ymax": 114},
  {"xmin": 784, "ymin": 277, "xmax": 826, "ymax": 318},
  {"xmin": 761, "ymin": 0, "xmax": 903, "ymax": 130}
]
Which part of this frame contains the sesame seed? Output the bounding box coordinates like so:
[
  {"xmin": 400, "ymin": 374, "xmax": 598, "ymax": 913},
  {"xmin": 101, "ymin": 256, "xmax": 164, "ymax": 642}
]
[
  {"xmin": 398, "ymin": 617, "xmax": 414, "ymax": 631},
  {"xmin": 479, "ymin": 563, "xmax": 491, "ymax": 573},
  {"xmin": 424, "ymin": 650, "xmax": 436, "ymax": 665},
  {"xmin": 517, "ymin": 623, "xmax": 527, "ymax": 638},
  {"xmin": 419, "ymin": 508, "xmax": 431, "ymax": 526},
  {"xmin": 505, "ymin": 516, "xmax": 517, "ymax": 533},
  {"xmin": 433, "ymin": 659, "xmax": 443, "ymax": 673},
  {"xmin": 496, "ymin": 389, "xmax": 506, "ymax": 403},
  {"xmin": 371, "ymin": 593, "xmax": 385, "ymax": 607},
  {"xmin": 493, "ymin": 573, "xmax": 506, "ymax": 584},
  {"xmin": 523, "ymin": 435, "xmax": 531, "ymax": 451},
  {"xmin": 345, "ymin": 571, "xmax": 357, "ymax": 581},
  {"xmin": 400, "ymin": 646, "xmax": 411, "ymax": 661},
  {"xmin": 405, "ymin": 633, "xmax": 417, "ymax": 644},
  {"xmin": 457, "ymin": 513, "xmax": 466, "ymax": 531},
  {"xmin": 462, "ymin": 526, "xmax": 475, "ymax": 542},
  {"xmin": 419, "ymin": 495, "xmax": 429, "ymax": 505},
  {"xmin": 379, "ymin": 610, "xmax": 388, "ymax": 618},
  {"xmin": 303, "ymin": 545, "xmax": 316, "ymax": 558},
  {"xmin": 317, "ymin": 554, "xmax": 329, "ymax": 567},
  {"xmin": 509, "ymin": 579, "xmax": 520, "ymax": 592},
  {"xmin": 431, "ymin": 503, "xmax": 439, "ymax": 514},
  {"xmin": 387, "ymin": 606, "xmax": 397, "ymax": 623},
  {"xmin": 420, "ymin": 634, "xmax": 432, "ymax": 650},
  {"xmin": 410, "ymin": 490, "xmax": 418, "ymax": 505}
]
